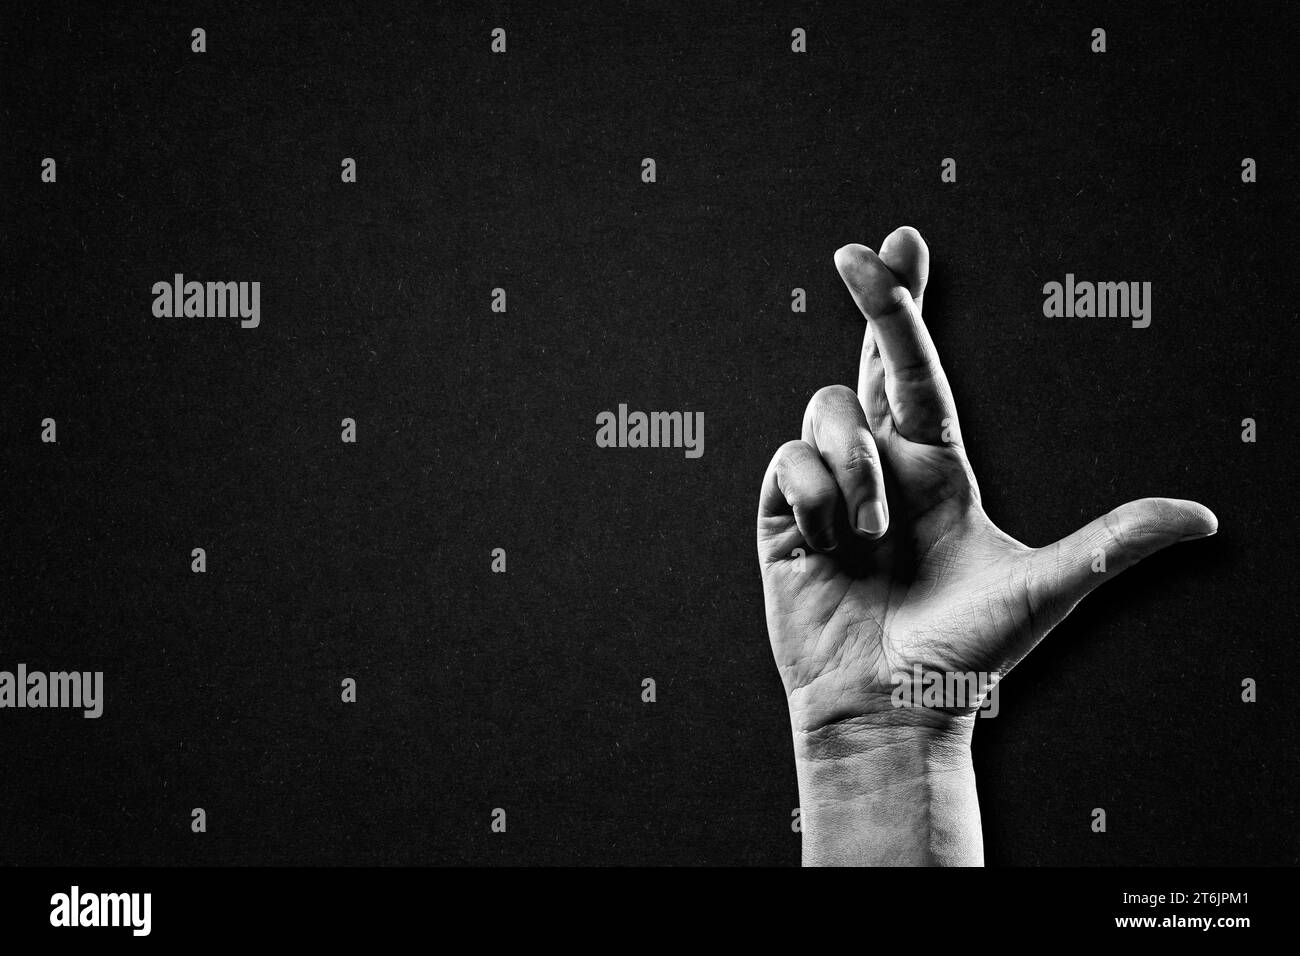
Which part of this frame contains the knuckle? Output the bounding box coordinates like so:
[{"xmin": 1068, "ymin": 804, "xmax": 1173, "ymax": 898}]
[
  {"xmin": 1102, "ymin": 508, "xmax": 1135, "ymax": 557},
  {"xmin": 868, "ymin": 284, "xmax": 912, "ymax": 319},
  {"xmin": 805, "ymin": 385, "xmax": 861, "ymax": 442},
  {"xmin": 774, "ymin": 439, "xmax": 809, "ymax": 470},
  {"xmin": 777, "ymin": 438, "xmax": 806, "ymax": 456},
  {"xmin": 812, "ymin": 383, "xmax": 854, "ymax": 405},
  {"xmin": 891, "ymin": 353, "xmax": 941, "ymax": 385},
  {"xmin": 806, "ymin": 384, "xmax": 853, "ymax": 423},
  {"xmin": 841, "ymin": 439, "xmax": 880, "ymax": 477},
  {"xmin": 788, "ymin": 482, "xmax": 836, "ymax": 515}
]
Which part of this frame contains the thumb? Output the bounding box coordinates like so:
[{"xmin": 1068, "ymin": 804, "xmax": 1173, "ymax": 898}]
[{"xmin": 1025, "ymin": 497, "xmax": 1218, "ymax": 635}]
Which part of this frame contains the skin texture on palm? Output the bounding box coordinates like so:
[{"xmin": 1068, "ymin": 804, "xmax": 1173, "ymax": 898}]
[{"xmin": 756, "ymin": 227, "xmax": 1217, "ymax": 865}]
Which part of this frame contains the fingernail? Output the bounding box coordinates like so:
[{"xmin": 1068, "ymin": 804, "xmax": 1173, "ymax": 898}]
[{"xmin": 857, "ymin": 500, "xmax": 887, "ymax": 537}]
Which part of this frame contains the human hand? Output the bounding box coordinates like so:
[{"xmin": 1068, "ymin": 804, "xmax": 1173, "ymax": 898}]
[{"xmin": 756, "ymin": 226, "xmax": 1217, "ymax": 865}]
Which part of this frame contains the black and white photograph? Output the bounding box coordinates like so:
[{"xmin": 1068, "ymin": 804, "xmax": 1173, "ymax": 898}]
[{"xmin": 2, "ymin": 0, "xmax": 1294, "ymax": 941}]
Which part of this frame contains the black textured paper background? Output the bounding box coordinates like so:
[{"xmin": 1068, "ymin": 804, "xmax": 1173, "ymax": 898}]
[{"xmin": 2, "ymin": 1, "xmax": 1296, "ymax": 865}]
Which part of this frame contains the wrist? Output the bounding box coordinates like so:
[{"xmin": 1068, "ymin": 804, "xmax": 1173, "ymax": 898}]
[{"xmin": 792, "ymin": 714, "xmax": 982, "ymax": 866}]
